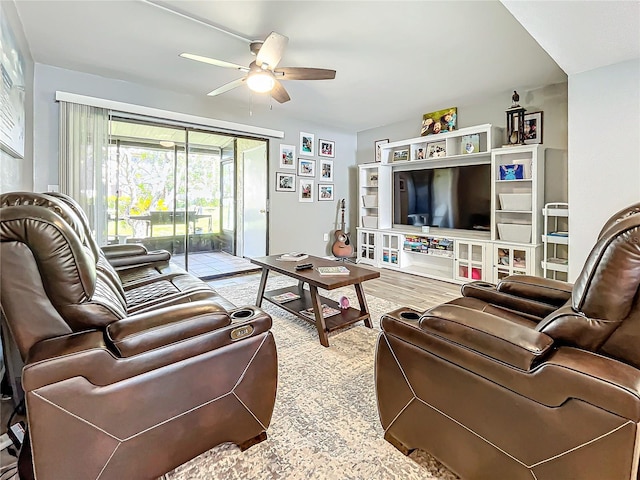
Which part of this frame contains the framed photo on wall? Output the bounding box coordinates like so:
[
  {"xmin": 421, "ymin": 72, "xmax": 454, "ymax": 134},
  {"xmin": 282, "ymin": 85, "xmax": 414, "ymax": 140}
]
[
  {"xmin": 318, "ymin": 184, "xmax": 334, "ymax": 201},
  {"xmin": 298, "ymin": 158, "xmax": 316, "ymax": 177},
  {"xmin": 299, "ymin": 131, "xmax": 315, "ymax": 156},
  {"xmin": 299, "ymin": 179, "xmax": 314, "ymax": 202},
  {"xmin": 523, "ymin": 111, "xmax": 543, "ymax": 145},
  {"xmin": 320, "ymin": 160, "xmax": 333, "ymax": 181},
  {"xmin": 375, "ymin": 139, "xmax": 389, "ymax": 163},
  {"xmin": 318, "ymin": 139, "xmax": 335, "ymax": 158},
  {"xmin": 275, "ymin": 172, "xmax": 296, "ymax": 192},
  {"xmin": 279, "ymin": 144, "xmax": 296, "ymax": 169}
]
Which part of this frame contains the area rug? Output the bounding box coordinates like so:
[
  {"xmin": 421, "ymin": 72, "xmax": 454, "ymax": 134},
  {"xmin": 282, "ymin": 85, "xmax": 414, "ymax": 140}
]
[{"xmin": 167, "ymin": 275, "xmax": 458, "ymax": 480}]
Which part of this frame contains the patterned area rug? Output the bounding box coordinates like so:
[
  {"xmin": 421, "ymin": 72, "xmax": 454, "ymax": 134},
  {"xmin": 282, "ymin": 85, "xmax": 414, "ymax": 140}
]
[{"xmin": 168, "ymin": 275, "xmax": 458, "ymax": 480}]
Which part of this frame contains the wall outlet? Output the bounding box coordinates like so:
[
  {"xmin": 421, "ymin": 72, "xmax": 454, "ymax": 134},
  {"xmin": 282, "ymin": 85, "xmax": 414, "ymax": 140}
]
[
  {"xmin": 47, "ymin": 184, "xmax": 60, "ymax": 193},
  {"xmin": 323, "ymin": 233, "xmax": 329, "ymax": 241}
]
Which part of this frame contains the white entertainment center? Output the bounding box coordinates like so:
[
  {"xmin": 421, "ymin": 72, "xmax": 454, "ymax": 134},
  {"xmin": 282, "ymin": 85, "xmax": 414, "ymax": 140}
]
[{"xmin": 357, "ymin": 124, "xmax": 546, "ymax": 284}]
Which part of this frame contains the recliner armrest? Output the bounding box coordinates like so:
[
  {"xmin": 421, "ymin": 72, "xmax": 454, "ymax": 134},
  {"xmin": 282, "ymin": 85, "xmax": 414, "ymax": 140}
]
[
  {"xmin": 23, "ymin": 307, "xmax": 273, "ymax": 391},
  {"xmin": 106, "ymin": 300, "xmax": 232, "ymax": 357},
  {"xmin": 107, "ymin": 250, "xmax": 172, "ymax": 268},
  {"xmin": 420, "ymin": 305, "xmax": 554, "ymax": 370},
  {"xmin": 497, "ymin": 275, "xmax": 573, "ymax": 306},
  {"xmin": 461, "ymin": 280, "xmax": 561, "ymax": 319},
  {"xmin": 101, "ymin": 243, "xmax": 149, "ymax": 258}
]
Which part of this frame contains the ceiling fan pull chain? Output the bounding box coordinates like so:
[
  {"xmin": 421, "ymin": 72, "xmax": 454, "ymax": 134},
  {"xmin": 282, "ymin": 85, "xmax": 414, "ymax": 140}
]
[
  {"xmin": 270, "ymin": 94, "xmax": 273, "ymax": 110},
  {"xmin": 249, "ymin": 91, "xmax": 253, "ymax": 116}
]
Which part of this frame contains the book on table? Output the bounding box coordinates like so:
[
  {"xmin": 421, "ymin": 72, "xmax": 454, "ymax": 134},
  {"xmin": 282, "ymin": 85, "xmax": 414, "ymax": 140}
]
[
  {"xmin": 277, "ymin": 252, "xmax": 309, "ymax": 261},
  {"xmin": 316, "ymin": 265, "xmax": 350, "ymax": 275},
  {"xmin": 271, "ymin": 292, "xmax": 301, "ymax": 303},
  {"xmin": 299, "ymin": 304, "xmax": 341, "ymax": 319}
]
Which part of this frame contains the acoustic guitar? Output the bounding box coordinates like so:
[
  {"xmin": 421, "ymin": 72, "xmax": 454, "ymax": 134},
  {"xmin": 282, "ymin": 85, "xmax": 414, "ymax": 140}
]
[{"xmin": 332, "ymin": 199, "xmax": 354, "ymax": 259}]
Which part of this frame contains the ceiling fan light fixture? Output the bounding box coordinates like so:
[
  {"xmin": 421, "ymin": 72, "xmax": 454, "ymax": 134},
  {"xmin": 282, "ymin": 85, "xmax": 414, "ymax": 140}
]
[{"xmin": 247, "ymin": 71, "xmax": 275, "ymax": 93}]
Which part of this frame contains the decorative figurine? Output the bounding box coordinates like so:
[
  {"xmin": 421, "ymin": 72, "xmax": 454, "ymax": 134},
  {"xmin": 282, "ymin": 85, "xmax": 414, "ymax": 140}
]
[
  {"xmin": 339, "ymin": 296, "xmax": 350, "ymax": 309},
  {"xmin": 511, "ymin": 90, "xmax": 520, "ymax": 107}
]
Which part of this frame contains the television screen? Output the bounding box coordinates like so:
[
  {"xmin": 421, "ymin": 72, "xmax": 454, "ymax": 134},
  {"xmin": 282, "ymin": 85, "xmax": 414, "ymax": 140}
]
[{"xmin": 393, "ymin": 164, "xmax": 491, "ymax": 230}]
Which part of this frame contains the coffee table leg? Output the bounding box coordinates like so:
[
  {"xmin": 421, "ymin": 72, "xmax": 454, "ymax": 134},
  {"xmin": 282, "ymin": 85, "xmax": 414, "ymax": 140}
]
[
  {"xmin": 309, "ymin": 284, "xmax": 330, "ymax": 347},
  {"xmin": 255, "ymin": 267, "xmax": 269, "ymax": 307},
  {"xmin": 355, "ymin": 283, "xmax": 373, "ymax": 329}
]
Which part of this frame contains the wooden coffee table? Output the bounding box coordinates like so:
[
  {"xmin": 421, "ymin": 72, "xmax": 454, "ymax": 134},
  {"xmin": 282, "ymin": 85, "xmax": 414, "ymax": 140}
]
[{"xmin": 250, "ymin": 255, "xmax": 381, "ymax": 347}]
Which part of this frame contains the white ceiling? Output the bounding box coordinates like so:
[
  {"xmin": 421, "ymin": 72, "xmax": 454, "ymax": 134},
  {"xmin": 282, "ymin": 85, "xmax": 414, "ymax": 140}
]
[
  {"xmin": 502, "ymin": 0, "xmax": 640, "ymax": 76},
  {"xmin": 13, "ymin": 1, "xmax": 632, "ymax": 133}
]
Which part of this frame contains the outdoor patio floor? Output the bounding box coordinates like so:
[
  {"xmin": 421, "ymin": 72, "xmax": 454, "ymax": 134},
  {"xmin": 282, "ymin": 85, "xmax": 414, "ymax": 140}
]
[{"xmin": 171, "ymin": 251, "xmax": 260, "ymax": 279}]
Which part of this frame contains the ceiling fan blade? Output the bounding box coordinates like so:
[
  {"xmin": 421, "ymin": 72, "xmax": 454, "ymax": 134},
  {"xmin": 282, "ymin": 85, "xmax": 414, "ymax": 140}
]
[
  {"xmin": 275, "ymin": 67, "xmax": 336, "ymax": 80},
  {"xmin": 271, "ymin": 80, "xmax": 291, "ymax": 103},
  {"xmin": 207, "ymin": 77, "xmax": 246, "ymax": 97},
  {"xmin": 256, "ymin": 32, "xmax": 289, "ymax": 70},
  {"xmin": 180, "ymin": 53, "xmax": 249, "ymax": 72}
]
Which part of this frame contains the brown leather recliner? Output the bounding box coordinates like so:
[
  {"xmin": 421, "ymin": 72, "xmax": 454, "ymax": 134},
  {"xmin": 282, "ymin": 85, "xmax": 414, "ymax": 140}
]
[
  {"xmin": 376, "ymin": 204, "xmax": 640, "ymax": 480},
  {"xmin": 1, "ymin": 205, "xmax": 278, "ymax": 479}
]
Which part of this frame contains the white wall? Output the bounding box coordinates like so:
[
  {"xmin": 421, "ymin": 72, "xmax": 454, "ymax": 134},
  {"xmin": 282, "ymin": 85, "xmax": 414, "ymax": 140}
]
[
  {"xmin": 568, "ymin": 59, "xmax": 640, "ymax": 280},
  {"xmin": 0, "ymin": 1, "xmax": 34, "ymax": 193},
  {"xmin": 32, "ymin": 64, "xmax": 357, "ymax": 257}
]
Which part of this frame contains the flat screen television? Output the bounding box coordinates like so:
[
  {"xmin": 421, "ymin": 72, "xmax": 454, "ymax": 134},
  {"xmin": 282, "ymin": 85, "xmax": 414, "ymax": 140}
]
[{"xmin": 393, "ymin": 164, "xmax": 491, "ymax": 231}]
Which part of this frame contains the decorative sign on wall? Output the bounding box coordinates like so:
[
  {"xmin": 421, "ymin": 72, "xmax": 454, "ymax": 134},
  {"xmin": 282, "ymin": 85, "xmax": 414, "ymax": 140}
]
[{"xmin": 0, "ymin": 14, "xmax": 26, "ymax": 158}]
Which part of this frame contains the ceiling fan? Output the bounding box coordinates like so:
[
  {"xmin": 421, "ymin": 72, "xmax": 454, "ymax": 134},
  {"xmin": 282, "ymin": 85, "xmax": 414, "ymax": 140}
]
[{"xmin": 180, "ymin": 31, "xmax": 336, "ymax": 103}]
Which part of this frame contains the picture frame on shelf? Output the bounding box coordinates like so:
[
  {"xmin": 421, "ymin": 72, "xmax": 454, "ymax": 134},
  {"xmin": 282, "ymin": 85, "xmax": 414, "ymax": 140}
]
[
  {"xmin": 393, "ymin": 149, "xmax": 409, "ymax": 162},
  {"xmin": 421, "ymin": 107, "xmax": 457, "ymax": 136},
  {"xmin": 427, "ymin": 141, "xmax": 446, "ymax": 158},
  {"xmin": 461, "ymin": 134, "xmax": 480, "ymax": 154},
  {"xmin": 318, "ymin": 139, "xmax": 335, "ymax": 158},
  {"xmin": 318, "ymin": 184, "xmax": 334, "ymax": 201},
  {"xmin": 275, "ymin": 172, "xmax": 296, "ymax": 192},
  {"xmin": 299, "ymin": 131, "xmax": 315, "ymax": 156},
  {"xmin": 299, "ymin": 179, "xmax": 314, "ymax": 202},
  {"xmin": 320, "ymin": 160, "xmax": 333, "ymax": 181},
  {"xmin": 298, "ymin": 158, "xmax": 316, "ymax": 177},
  {"xmin": 368, "ymin": 172, "xmax": 378, "ymax": 187},
  {"xmin": 279, "ymin": 144, "xmax": 296, "ymax": 169},
  {"xmin": 374, "ymin": 139, "xmax": 389, "ymax": 162},
  {"xmin": 524, "ymin": 111, "xmax": 543, "ymax": 145}
]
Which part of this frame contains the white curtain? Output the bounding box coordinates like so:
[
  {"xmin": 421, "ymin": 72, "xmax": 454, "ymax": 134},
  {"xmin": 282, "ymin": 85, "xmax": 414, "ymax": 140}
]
[{"xmin": 58, "ymin": 102, "xmax": 109, "ymax": 245}]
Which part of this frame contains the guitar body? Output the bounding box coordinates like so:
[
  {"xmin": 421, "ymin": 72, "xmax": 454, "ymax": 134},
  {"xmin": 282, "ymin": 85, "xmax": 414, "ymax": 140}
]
[
  {"xmin": 332, "ymin": 229, "xmax": 353, "ymax": 258},
  {"xmin": 332, "ymin": 199, "xmax": 354, "ymax": 258}
]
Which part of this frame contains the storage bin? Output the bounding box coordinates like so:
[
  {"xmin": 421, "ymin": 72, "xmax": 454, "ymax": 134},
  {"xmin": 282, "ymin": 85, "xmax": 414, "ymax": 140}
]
[
  {"xmin": 498, "ymin": 223, "xmax": 532, "ymax": 243},
  {"xmin": 362, "ymin": 216, "xmax": 378, "ymax": 228},
  {"xmin": 362, "ymin": 194, "xmax": 378, "ymax": 208},
  {"xmin": 499, "ymin": 193, "xmax": 532, "ymax": 211}
]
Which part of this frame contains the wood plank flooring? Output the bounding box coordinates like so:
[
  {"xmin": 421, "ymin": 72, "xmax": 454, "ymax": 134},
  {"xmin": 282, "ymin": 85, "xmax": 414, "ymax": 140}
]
[{"xmin": 209, "ymin": 265, "xmax": 462, "ymax": 312}]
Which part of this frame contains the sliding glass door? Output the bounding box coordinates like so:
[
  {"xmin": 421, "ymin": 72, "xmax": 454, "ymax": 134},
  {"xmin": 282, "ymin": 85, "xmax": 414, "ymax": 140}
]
[{"xmin": 105, "ymin": 117, "xmax": 268, "ymax": 277}]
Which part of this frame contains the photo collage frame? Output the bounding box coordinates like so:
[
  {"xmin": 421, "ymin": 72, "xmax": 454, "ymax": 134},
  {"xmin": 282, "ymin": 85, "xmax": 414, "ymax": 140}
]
[{"xmin": 276, "ymin": 132, "xmax": 336, "ymax": 202}]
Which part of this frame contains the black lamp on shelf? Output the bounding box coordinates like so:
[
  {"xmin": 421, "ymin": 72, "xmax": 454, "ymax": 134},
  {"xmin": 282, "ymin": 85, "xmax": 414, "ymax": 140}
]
[{"xmin": 505, "ymin": 90, "xmax": 526, "ymax": 145}]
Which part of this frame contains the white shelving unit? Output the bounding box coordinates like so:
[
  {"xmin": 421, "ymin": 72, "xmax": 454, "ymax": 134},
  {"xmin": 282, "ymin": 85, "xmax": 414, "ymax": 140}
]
[
  {"xmin": 358, "ymin": 164, "xmax": 380, "ymax": 229},
  {"xmin": 491, "ymin": 145, "xmax": 545, "ymax": 244},
  {"xmin": 354, "ymin": 124, "xmax": 558, "ymax": 284},
  {"xmin": 541, "ymin": 202, "xmax": 569, "ymax": 280}
]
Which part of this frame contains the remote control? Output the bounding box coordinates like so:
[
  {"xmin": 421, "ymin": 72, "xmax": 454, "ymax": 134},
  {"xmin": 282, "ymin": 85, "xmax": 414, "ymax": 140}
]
[{"xmin": 295, "ymin": 263, "xmax": 313, "ymax": 271}]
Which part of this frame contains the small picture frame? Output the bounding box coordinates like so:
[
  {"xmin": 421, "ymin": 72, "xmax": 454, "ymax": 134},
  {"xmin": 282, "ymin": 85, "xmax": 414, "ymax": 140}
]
[
  {"xmin": 393, "ymin": 149, "xmax": 409, "ymax": 162},
  {"xmin": 279, "ymin": 144, "xmax": 296, "ymax": 169},
  {"xmin": 375, "ymin": 139, "xmax": 389, "ymax": 163},
  {"xmin": 318, "ymin": 184, "xmax": 334, "ymax": 201},
  {"xmin": 318, "ymin": 139, "xmax": 335, "ymax": 158},
  {"xmin": 275, "ymin": 172, "xmax": 296, "ymax": 192},
  {"xmin": 523, "ymin": 111, "xmax": 543, "ymax": 145},
  {"xmin": 298, "ymin": 158, "xmax": 316, "ymax": 177},
  {"xmin": 320, "ymin": 160, "xmax": 333, "ymax": 181},
  {"xmin": 299, "ymin": 131, "xmax": 315, "ymax": 156},
  {"xmin": 427, "ymin": 141, "xmax": 447, "ymax": 158},
  {"xmin": 299, "ymin": 179, "xmax": 314, "ymax": 202}
]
